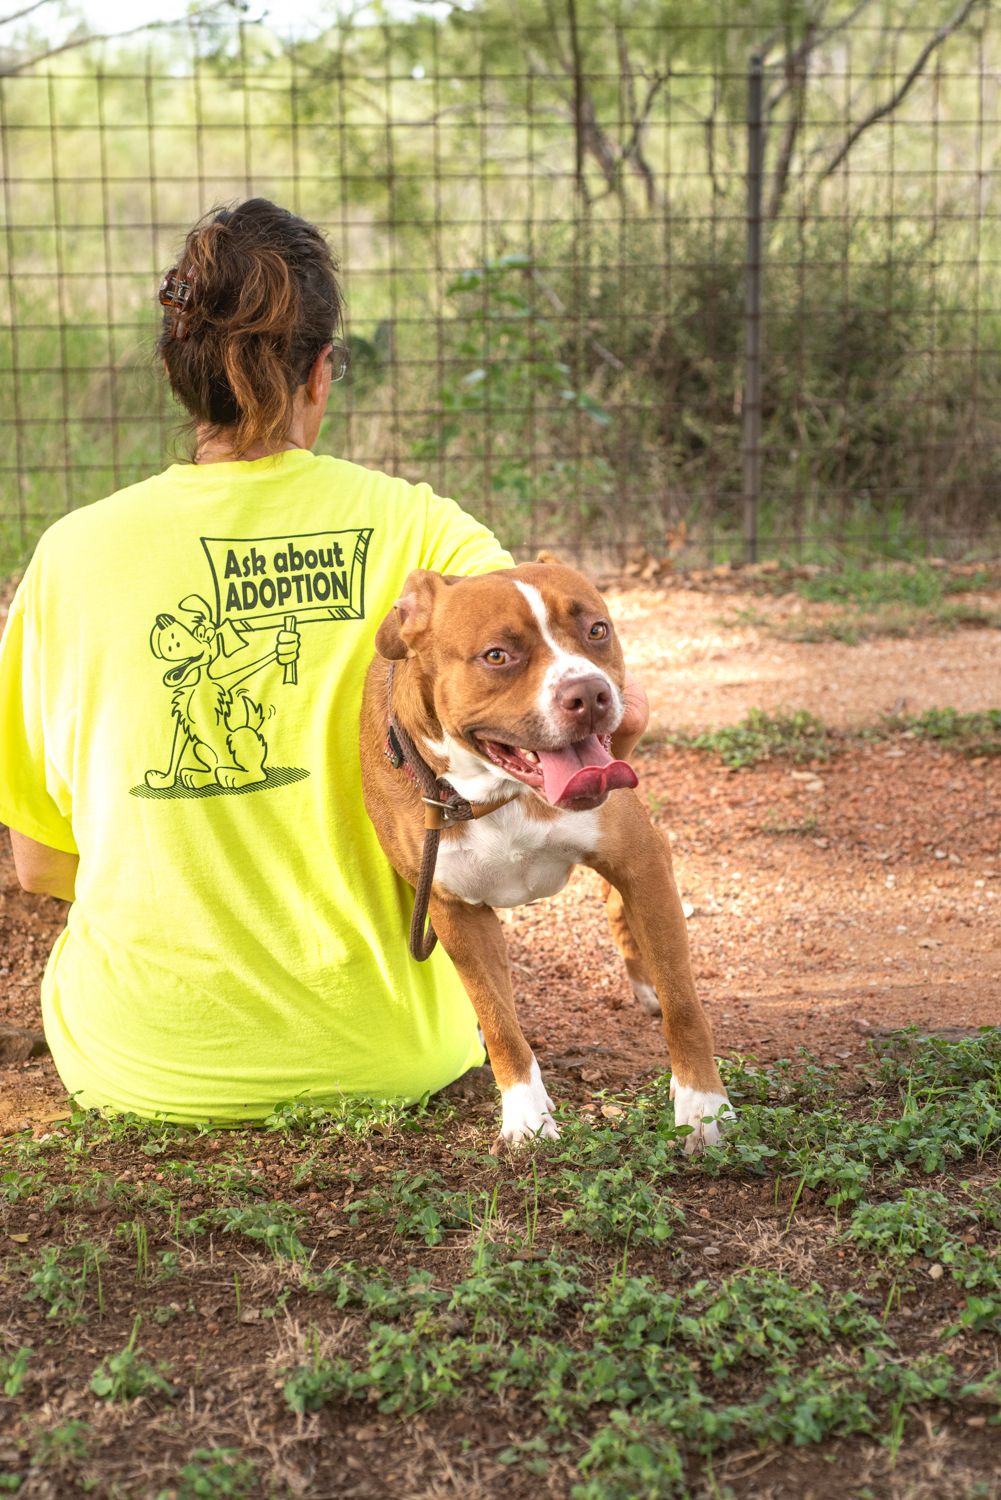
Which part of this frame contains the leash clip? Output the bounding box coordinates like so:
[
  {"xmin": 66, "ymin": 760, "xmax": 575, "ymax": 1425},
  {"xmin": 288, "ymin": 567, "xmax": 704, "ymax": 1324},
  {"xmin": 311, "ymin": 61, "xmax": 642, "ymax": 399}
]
[{"xmin": 422, "ymin": 794, "xmax": 472, "ymax": 830}]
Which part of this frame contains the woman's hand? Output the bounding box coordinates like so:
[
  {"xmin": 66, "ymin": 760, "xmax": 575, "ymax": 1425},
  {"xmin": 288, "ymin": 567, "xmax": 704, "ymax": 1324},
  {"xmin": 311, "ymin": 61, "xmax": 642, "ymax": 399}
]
[{"xmin": 610, "ymin": 669, "xmax": 649, "ymax": 763}]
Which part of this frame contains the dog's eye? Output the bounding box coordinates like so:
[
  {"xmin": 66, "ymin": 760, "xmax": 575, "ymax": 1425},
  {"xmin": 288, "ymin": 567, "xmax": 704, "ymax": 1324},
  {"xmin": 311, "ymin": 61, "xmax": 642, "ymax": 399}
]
[
  {"xmin": 588, "ymin": 621, "xmax": 610, "ymax": 641},
  {"xmin": 482, "ymin": 648, "xmax": 509, "ymax": 666}
]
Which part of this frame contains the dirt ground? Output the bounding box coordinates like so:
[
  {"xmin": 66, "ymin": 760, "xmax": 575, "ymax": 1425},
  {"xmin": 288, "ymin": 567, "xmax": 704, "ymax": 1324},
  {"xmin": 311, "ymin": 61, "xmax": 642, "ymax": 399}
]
[
  {"xmin": 2, "ymin": 574, "xmax": 999, "ymax": 1129},
  {"xmin": 607, "ymin": 575, "xmax": 1001, "ymax": 730},
  {"xmin": 1, "ymin": 572, "xmax": 999, "ymax": 1500}
]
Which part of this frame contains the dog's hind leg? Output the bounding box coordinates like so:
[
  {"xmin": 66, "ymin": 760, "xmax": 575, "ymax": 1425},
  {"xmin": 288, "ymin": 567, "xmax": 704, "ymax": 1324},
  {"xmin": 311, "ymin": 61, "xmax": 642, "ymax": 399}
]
[
  {"xmin": 428, "ymin": 894, "xmax": 558, "ymax": 1153},
  {"xmin": 218, "ymin": 696, "xmax": 268, "ymax": 787},
  {"xmin": 603, "ymin": 879, "xmax": 661, "ymax": 1016},
  {"xmin": 179, "ymin": 738, "xmax": 218, "ymax": 789},
  {"xmin": 217, "ymin": 728, "xmax": 267, "ymax": 787}
]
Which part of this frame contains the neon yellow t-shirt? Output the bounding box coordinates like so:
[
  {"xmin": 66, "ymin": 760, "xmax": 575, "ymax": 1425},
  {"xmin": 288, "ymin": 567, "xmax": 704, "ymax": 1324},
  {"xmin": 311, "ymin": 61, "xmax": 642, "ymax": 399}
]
[{"xmin": 0, "ymin": 450, "xmax": 512, "ymax": 1123}]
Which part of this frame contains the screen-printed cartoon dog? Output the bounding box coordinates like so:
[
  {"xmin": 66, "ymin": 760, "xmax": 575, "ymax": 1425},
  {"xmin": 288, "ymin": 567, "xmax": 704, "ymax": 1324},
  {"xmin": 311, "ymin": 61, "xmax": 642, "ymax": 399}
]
[{"xmin": 145, "ymin": 594, "xmax": 299, "ymax": 790}]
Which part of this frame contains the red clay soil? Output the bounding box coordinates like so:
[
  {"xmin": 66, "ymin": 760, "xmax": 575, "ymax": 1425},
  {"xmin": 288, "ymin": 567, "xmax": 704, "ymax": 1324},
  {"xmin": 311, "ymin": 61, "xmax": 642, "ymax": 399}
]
[
  {"xmin": 2, "ymin": 733, "xmax": 998, "ymax": 1132},
  {"xmin": 604, "ymin": 577, "xmax": 1001, "ymax": 731},
  {"xmin": 2, "ymin": 569, "xmax": 999, "ymax": 1126}
]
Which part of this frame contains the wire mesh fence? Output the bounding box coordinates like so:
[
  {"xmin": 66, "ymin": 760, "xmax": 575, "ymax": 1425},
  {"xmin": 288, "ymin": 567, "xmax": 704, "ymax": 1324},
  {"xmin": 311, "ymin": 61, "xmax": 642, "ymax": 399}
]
[{"xmin": 2, "ymin": 2, "xmax": 1000, "ymax": 572}]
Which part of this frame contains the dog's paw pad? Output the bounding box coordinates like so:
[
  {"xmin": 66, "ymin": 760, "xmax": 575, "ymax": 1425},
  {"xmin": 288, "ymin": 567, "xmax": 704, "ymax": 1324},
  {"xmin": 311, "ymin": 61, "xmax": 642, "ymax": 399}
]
[{"xmin": 670, "ymin": 1078, "xmax": 734, "ymax": 1155}]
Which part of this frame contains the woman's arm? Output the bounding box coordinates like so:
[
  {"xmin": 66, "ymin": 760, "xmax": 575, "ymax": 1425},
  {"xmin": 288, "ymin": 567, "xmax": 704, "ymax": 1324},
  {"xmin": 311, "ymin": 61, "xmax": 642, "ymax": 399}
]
[{"xmin": 9, "ymin": 830, "xmax": 78, "ymax": 902}]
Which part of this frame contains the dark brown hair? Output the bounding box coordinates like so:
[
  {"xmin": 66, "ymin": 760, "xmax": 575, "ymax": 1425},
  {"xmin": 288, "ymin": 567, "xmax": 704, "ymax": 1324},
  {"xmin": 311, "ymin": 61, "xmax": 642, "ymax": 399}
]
[{"xmin": 158, "ymin": 198, "xmax": 343, "ymax": 456}]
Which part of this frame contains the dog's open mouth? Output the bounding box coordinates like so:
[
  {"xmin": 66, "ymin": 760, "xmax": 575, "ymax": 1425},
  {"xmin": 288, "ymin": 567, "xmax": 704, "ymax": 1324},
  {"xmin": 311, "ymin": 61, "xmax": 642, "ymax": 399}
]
[
  {"xmin": 163, "ymin": 654, "xmax": 203, "ymax": 685},
  {"xmin": 472, "ymin": 732, "xmax": 638, "ymax": 810}
]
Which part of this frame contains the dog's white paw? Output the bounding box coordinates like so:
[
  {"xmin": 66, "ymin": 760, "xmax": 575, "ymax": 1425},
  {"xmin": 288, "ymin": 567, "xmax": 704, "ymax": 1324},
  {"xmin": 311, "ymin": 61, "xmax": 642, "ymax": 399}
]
[
  {"xmin": 670, "ymin": 1076, "xmax": 734, "ymax": 1154},
  {"xmin": 494, "ymin": 1057, "xmax": 559, "ymax": 1151}
]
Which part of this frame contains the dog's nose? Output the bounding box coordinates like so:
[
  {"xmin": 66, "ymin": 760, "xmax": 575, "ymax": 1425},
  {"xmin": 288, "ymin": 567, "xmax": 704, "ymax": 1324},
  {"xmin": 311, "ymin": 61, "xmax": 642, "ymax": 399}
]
[
  {"xmin": 556, "ymin": 674, "xmax": 613, "ymax": 731},
  {"xmin": 155, "ymin": 613, "xmax": 175, "ymax": 630}
]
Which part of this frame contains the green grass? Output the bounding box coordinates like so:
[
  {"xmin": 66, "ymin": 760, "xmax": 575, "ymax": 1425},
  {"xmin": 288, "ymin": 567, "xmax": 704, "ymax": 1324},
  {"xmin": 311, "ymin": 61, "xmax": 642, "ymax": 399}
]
[
  {"xmin": 666, "ymin": 705, "xmax": 1001, "ymax": 768},
  {"xmin": 726, "ymin": 564, "xmax": 1001, "ymax": 644},
  {"xmin": 0, "ymin": 1349, "xmax": 31, "ymax": 1399},
  {"xmin": 183, "ymin": 1200, "xmax": 309, "ymax": 1261},
  {"xmin": 669, "ymin": 708, "xmax": 833, "ymax": 768},
  {"xmin": 781, "ymin": 598, "xmax": 1001, "ymax": 645},
  {"xmin": 344, "ymin": 1169, "xmax": 492, "ymax": 1248},
  {"xmin": 24, "ymin": 1242, "xmax": 105, "ymax": 1322},
  {"xmin": 88, "ymin": 1316, "xmax": 175, "ymax": 1403},
  {"xmin": 792, "ymin": 565, "xmax": 973, "ymax": 607},
  {"xmin": 157, "ymin": 1449, "xmax": 258, "ymax": 1500},
  {"xmin": 28, "ymin": 1419, "xmax": 92, "ymax": 1470},
  {"xmin": 2, "ymin": 1030, "xmax": 999, "ymax": 1495},
  {"xmin": 885, "ymin": 707, "xmax": 1001, "ymax": 757}
]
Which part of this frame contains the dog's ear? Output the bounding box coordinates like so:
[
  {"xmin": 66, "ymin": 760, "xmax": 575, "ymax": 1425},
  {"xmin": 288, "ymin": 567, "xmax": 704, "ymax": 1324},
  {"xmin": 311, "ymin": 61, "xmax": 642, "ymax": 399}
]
[
  {"xmin": 374, "ymin": 570, "xmax": 449, "ymax": 660},
  {"xmin": 374, "ymin": 600, "xmax": 413, "ymax": 660},
  {"xmin": 178, "ymin": 594, "xmax": 215, "ymax": 625},
  {"xmin": 535, "ymin": 550, "xmax": 565, "ymax": 566}
]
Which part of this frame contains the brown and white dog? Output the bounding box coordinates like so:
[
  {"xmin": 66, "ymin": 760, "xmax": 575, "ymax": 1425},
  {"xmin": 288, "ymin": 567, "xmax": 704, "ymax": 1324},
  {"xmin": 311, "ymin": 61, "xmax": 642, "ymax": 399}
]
[{"xmin": 360, "ymin": 556, "xmax": 732, "ymax": 1153}]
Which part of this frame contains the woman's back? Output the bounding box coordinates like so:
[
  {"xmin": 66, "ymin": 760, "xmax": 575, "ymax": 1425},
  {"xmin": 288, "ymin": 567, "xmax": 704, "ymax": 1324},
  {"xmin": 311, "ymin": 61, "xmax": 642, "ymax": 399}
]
[{"xmin": 0, "ymin": 449, "xmax": 508, "ymax": 1120}]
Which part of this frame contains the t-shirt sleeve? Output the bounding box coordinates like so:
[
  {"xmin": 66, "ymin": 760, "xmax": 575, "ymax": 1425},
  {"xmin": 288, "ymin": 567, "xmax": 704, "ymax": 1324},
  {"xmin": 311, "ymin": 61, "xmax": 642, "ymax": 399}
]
[
  {"xmin": 418, "ymin": 487, "xmax": 514, "ymax": 577},
  {"xmin": 0, "ymin": 568, "xmax": 78, "ymax": 854}
]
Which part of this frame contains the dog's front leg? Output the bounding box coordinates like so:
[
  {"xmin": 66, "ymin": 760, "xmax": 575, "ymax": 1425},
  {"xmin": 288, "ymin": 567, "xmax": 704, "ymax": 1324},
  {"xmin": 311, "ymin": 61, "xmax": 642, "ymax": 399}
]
[
  {"xmin": 144, "ymin": 721, "xmax": 188, "ymax": 789},
  {"xmin": 594, "ymin": 809, "xmax": 733, "ymax": 1153},
  {"xmin": 428, "ymin": 893, "xmax": 558, "ymax": 1152}
]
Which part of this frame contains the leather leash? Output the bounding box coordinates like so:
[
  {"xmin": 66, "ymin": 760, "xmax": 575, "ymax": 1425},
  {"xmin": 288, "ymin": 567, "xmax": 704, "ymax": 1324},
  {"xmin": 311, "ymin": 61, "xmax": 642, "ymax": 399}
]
[{"xmin": 385, "ymin": 661, "xmax": 515, "ymax": 961}]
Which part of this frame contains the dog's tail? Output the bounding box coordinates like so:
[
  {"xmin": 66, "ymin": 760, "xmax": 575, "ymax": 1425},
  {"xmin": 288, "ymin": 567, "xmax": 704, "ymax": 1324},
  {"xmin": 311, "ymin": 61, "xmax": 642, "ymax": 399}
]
[{"xmin": 232, "ymin": 691, "xmax": 264, "ymax": 732}]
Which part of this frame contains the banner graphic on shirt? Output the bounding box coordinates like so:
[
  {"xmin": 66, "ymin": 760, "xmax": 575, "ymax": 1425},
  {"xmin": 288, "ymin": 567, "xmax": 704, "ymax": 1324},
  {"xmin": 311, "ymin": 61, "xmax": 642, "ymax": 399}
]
[
  {"xmin": 201, "ymin": 528, "xmax": 372, "ymax": 629},
  {"xmin": 131, "ymin": 527, "xmax": 373, "ymax": 800}
]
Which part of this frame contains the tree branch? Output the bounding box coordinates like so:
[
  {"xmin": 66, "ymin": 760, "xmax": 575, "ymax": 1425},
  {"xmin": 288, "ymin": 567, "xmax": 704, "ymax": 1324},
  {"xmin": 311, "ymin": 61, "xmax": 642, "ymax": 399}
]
[
  {"xmin": 540, "ymin": 0, "xmax": 571, "ymax": 77},
  {"xmin": 0, "ymin": 0, "xmax": 50, "ymax": 28},
  {"xmin": 0, "ymin": 1, "xmax": 258, "ymax": 77},
  {"xmin": 764, "ymin": 0, "xmax": 872, "ymax": 113},
  {"xmin": 765, "ymin": 24, "xmax": 813, "ymax": 222},
  {"xmin": 565, "ymin": 0, "xmax": 586, "ymax": 196},
  {"xmin": 615, "ymin": 24, "xmax": 664, "ymax": 211},
  {"xmin": 813, "ymin": 0, "xmax": 986, "ymax": 187}
]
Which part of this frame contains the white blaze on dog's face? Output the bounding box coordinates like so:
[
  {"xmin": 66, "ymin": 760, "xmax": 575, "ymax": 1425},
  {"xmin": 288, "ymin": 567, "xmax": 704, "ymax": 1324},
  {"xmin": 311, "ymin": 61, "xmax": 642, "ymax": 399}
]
[{"xmin": 376, "ymin": 558, "xmax": 638, "ymax": 813}]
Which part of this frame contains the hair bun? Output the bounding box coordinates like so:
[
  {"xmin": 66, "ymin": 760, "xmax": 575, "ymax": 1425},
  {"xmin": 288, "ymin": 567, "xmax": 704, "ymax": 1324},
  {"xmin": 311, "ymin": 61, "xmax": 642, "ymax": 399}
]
[{"xmin": 158, "ymin": 199, "xmax": 342, "ymax": 455}]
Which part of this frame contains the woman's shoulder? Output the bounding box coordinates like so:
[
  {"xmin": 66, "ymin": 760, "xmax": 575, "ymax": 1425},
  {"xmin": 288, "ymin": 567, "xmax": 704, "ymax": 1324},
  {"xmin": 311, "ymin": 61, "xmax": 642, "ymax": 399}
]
[
  {"xmin": 29, "ymin": 471, "xmax": 178, "ymax": 564},
  {"xmin": 309, "ymin": 453, "xmax": 431, "ymax": 505}
]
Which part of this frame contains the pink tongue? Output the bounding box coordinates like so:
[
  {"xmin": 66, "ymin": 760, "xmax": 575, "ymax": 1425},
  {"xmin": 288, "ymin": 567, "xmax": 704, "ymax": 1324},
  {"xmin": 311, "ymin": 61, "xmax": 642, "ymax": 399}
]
[{"xmin": 537, "ymin": 735, "xmax": 639, "ymax": 808}]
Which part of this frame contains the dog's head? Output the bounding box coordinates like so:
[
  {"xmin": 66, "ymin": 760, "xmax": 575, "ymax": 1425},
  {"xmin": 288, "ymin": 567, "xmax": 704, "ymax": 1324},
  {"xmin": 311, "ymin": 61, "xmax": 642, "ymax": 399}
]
[
  {"xmin": 376, "ymin": 555, "xmax": 638, "ymax": 812},
  {"xmin": 148, "ymin": 595, "xmax": 226, "ymax": 686}
]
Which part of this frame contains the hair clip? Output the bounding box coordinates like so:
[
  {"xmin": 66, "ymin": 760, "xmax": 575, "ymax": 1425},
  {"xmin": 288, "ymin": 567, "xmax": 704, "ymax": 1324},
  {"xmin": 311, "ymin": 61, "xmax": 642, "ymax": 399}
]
[
  {"xmin": 159, "ymin": 268, "xmax": 194, "ymax": 339},
  {"xmin": 159, "ymin": 269, "xmax": 193, "ymax": 308}
]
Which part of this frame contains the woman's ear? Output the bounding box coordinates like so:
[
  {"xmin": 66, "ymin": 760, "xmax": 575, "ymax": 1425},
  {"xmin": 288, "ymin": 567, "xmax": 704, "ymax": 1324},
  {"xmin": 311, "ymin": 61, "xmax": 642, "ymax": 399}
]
[{"xmin": 305, "ymin": 343, "xmax": 333, "ymax": 405}]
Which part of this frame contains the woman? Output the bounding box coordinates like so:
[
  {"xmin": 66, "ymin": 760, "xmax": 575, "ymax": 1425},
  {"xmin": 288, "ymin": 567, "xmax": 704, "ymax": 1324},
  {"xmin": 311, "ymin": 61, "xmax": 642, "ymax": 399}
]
[{"xmin": 0, "ymin": 198, "xmax": 644, "ymax": 1124}]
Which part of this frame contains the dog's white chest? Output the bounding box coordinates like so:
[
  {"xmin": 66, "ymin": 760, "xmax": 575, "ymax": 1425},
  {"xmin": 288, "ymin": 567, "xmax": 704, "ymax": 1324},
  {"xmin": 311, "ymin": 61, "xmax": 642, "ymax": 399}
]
[{"xmin": 434, "ymin": 800, "xmax": 601, "ymax": 908}]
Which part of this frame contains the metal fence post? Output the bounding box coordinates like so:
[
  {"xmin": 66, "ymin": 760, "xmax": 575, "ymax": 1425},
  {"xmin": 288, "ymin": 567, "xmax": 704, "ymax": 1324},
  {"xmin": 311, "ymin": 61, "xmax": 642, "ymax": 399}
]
[{"xmin": 743, "ymin": 53, "xmax": 764, "ymax": 564}]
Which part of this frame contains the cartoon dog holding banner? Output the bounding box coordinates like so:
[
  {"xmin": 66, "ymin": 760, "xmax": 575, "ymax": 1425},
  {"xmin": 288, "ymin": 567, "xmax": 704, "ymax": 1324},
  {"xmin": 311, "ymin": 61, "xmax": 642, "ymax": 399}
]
[
  {"xmin": 143, "ymin": 529, "xmax": 371, "ymax": 794},
  {"xmin": 144, "ymin": 595, "xmax": 300, "ymax": 791}
]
